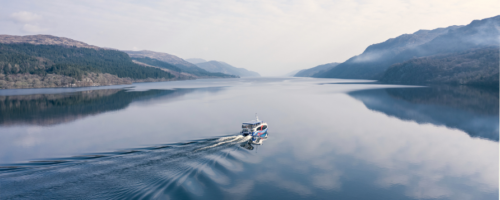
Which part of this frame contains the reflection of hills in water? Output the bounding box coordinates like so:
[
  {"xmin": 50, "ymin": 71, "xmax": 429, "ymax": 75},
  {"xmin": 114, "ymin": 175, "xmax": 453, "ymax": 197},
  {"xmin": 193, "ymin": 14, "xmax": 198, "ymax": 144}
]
[
  {"xmin": 0, "ymin": 87, "xmax": 222, "ymax": 126},
  {"xmin": 349, "ymin": 86, "xmax": 499, "ymax": 141},
  {"xmin": 0, "ymin": 135, "xmax": 255, "ymax": 199}
]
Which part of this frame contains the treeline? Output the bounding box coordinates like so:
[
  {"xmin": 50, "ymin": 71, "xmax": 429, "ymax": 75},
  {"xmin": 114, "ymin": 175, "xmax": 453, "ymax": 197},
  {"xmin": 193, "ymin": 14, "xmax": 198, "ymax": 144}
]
[
  {"xmin": 379, "ymin": 47, "xmax": 499, "ymax": 87},
  {"xmin": 0, "ymin": 43, "xmax": 174, "ymax": 80}
]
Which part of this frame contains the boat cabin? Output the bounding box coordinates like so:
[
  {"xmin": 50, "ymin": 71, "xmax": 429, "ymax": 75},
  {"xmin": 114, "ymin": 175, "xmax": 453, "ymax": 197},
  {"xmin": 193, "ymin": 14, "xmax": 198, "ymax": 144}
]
[
  {"xmin": 242, "ymin": 120, "xmax": 262, "ymax": 129},
  {"xmin": 241, "ymin": 119, "xmax": 268, "ymax": 136}
]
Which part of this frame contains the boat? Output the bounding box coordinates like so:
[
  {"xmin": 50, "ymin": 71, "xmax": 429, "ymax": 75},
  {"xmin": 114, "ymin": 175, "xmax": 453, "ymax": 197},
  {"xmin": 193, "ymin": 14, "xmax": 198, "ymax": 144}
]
[{"xmin": 241, "ymin": 115, "xmax": 268, "ymax": 138}]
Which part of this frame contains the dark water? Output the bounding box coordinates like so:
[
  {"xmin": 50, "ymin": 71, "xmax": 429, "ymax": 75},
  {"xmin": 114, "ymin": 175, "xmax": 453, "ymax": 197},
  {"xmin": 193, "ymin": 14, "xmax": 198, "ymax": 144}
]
[{"xmin": 0, "ymin": 78, "xmax": 498, "ymax": 199}]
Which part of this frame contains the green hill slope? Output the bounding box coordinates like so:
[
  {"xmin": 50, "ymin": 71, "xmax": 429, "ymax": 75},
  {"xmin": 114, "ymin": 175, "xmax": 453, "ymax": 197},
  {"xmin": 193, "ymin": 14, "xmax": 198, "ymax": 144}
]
[
  {"xmin": 0, "ymin": 43, "xmax": 173, "ymax": 79},
  {"xmin": 379, "ymin": 47, "xmax": 499, "ymax": 87},
  {"xmin": 0, "ymin": 43, "xmax": 177, "ymax": 88}
]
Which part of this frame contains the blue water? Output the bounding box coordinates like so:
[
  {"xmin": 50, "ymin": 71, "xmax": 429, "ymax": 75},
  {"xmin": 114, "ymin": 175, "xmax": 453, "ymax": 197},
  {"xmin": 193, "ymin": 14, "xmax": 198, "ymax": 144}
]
[{"xmin": 0, "ymin": 78, "xmax": 498, "ymax": 199}]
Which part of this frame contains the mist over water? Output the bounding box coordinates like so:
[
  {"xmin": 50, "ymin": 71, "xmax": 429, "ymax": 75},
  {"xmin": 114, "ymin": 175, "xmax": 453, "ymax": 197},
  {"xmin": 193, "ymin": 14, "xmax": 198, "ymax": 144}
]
[{"xmin": 0, "ymin": 78, "xmax": 497, "ymax": 199}]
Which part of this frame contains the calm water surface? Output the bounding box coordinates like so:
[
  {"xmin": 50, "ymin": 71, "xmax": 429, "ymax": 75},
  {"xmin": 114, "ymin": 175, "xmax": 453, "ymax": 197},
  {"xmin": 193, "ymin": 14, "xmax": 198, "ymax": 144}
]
[{"xmin": 0, "ymin": 78, "xmax": 498, "ymax": 199}]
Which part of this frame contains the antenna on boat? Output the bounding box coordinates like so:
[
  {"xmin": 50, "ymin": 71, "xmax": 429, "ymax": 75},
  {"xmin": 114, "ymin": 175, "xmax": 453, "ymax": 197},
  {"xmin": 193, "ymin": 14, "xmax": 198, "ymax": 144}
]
[{"xmin": 255, "ymin": 113, "xmax": 259, "ymax": 121}]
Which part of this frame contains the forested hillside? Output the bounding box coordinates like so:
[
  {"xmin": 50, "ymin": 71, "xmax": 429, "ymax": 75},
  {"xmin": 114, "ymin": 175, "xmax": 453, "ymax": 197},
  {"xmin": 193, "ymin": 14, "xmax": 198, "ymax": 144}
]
[
  {"xmin": 0, "ymin": 43, "xmax": 173, "ymax": 80},
  {"xmin": 0, "ymin": 43, "xmax": 179, "ymax": 88},
  {"xmin": 379, "ymin": 47, "xmax": 499, "ymax": 87}
]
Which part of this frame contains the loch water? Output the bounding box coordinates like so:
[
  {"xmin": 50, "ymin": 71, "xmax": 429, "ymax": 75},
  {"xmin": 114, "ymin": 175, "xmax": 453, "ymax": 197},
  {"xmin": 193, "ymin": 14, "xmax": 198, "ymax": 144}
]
[{"xmin": 0, "ymin": 78, "xmax": 498, "ymax": 199}]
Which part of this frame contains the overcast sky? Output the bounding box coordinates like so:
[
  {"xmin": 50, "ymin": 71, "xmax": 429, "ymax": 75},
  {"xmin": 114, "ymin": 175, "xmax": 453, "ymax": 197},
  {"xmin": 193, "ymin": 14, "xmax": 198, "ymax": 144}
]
[{"xmin": 0, "ymin": 0, "xmax": 498, "ymax": 76}]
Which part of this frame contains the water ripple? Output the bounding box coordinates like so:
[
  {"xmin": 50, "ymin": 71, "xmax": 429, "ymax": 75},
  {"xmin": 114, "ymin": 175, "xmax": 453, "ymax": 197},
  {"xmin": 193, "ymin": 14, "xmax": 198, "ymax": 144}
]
[{"xmin": 0, "ymin": 135, "xmax": 257, "ymax": 199}]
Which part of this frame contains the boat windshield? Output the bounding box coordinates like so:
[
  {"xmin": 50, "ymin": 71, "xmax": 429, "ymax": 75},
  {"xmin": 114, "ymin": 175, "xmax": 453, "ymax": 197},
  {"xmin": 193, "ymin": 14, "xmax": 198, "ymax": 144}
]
[
  {"xmin": 242, "ymin": 124, "xmax": 253, "ymax": 128},
  {"xmin": 242, "ymin": 122, "xmax": 261, "ymax": 129}
]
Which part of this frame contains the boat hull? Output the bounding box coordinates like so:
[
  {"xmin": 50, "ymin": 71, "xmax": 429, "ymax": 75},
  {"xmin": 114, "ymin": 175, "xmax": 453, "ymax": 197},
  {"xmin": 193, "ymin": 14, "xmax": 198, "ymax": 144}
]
[{"xmin": 242, "ymin": 128, "xmax": 268, "ymax": 137}]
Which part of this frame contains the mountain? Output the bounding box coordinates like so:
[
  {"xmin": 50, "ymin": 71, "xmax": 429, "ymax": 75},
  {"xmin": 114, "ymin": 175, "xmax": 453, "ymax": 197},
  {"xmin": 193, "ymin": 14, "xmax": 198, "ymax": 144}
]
[
  {"xmin": 185, "ymin": 58, "xmax": 207, "ymax": 64},
  {"xmin": 132, "ymin": 57, "xmax": 182, "ymax": 72},
  {"xmin": 0, "ymin": 35, "xmax": 100, "ymax": 50},
  {"xmin": 315, "ymin": 15, "xmax": 500, "ymax": 80},
  {"xmin": 0, "ymin": 35, "xmax": 181, "ymax": 89},
  {"xmin": 294, "ymin": 62, "xmax": 339, "ymax": 77},
  {"xmin": 379, "ymin": 47, "xmax": 499, "ymax": 87},
  {"xmin": 123, "ymin": 51, "xmax": 235, "ymax": 78},
  {"xmin": 131, "ymin": 57, "xmax": 236, "ymax": 78},
  {"xmin": 194, "ymin": 61, "xmax": 260, "ymax": 77},
  {"xmin": 125, "ymin": 52, "xmax": 236, "ymax": 78},
  {"xmin": 125, "ymin": 50, "xmax": 197, "ymax": 69}
]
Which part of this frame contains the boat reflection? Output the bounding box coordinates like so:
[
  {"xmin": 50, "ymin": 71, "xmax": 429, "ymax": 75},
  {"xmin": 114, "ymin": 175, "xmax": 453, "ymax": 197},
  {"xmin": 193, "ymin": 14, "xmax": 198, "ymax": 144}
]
[{"xmin": 241, "ymin": 133, "xmax": 268, "ymax": 150}]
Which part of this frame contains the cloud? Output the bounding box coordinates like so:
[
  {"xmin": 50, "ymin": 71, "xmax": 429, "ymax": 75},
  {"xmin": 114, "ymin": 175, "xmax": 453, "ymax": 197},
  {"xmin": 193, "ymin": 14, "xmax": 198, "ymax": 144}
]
[
  {"xmin": 8, "ymin": 11, "xmax": 46, "ymax": 33},
  {"xmin": 10, "ymin": 11, "xmax": 41, "ymax": 23},
  {"xmin": 0, "ymin": 1, "xmax": 499, "ymax": 75},
  {"xmin": 255, "ymin": 84, "xmax": 498, "ymax": 199},
  {"xmin": 255, "ymin": 172, "xmax": 313, "ymax": 196},
  {"xmin": 311, "ymin": 172, "xmax": 341, "ymax": 190}
]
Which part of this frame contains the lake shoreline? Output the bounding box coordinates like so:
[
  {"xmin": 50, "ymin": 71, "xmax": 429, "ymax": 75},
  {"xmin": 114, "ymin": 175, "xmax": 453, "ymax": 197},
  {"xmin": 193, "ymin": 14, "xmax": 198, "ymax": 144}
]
[{"xmin": 0, "ymin": 72, "xmax": 238, "ymax": 90}]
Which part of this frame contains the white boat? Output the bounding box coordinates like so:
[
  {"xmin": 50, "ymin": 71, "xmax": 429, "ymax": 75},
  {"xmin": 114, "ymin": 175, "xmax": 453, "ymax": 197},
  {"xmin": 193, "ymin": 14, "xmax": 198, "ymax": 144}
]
[{"xmin": 241, "ymin": 115, "xmax": 268, "ymax": 137}]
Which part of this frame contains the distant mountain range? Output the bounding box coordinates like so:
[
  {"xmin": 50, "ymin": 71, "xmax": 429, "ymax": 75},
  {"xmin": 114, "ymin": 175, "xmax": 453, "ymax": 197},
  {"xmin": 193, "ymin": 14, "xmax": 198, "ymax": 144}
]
[
  {"xmin": 299, "ymin": 15, "xmax": 499, "ymax": 87},
  {"xmin": 125, "ymin": 50, "xmax": 197, "ymax": 70},
  {"xmin": 185, "ymin": 58, "xmax": 207, "ymax": 64},
  {"xmin": 124, "ymin": 51, "xmax": 236, "ymax": 78},
  {"xmin": 317, "ymin": 26, "xmax": 462, "ymax": 79},
  {"xmin": 186, "ymin": 59, "xmax": 260, "ymax": 77},
  {"xmin": 294, "ymin": 62, "xmax": 339, "ymax": 77},
  {"xmin": 0, "ymin": 35, "xmax": 237, "ymax": 89}
]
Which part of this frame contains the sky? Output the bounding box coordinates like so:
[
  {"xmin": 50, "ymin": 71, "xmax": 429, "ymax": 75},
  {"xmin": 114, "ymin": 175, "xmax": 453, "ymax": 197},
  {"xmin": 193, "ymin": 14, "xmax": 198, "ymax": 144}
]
[{"xmin": 0, "ymin": 0, "xmax": 499, "ymax": 76}]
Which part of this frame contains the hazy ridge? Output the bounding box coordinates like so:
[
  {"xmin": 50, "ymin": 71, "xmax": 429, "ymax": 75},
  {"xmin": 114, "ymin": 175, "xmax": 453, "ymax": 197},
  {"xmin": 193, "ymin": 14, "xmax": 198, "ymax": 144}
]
[
  {"xmin": 294, "ymin": 62, "xmax": 339, "ymax": 77},
  {"xmin": 313, "ymin": 15, "xmax": 500, "ymax": 87},
  {"xmin": 190, "ymin": 60, "xmax": 260, "ymax": 77},
  {"xmin": 124, "ymin": 51, "xmax": 237, "ymax": 78}
]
